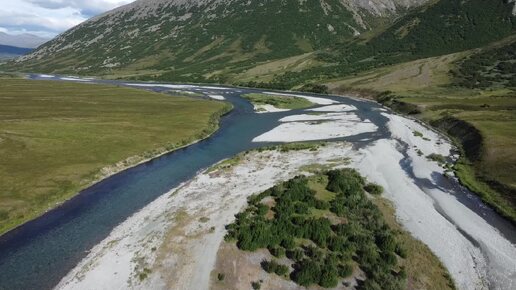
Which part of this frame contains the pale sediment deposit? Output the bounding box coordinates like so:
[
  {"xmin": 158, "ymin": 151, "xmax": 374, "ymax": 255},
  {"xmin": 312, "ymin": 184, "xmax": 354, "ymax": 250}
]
[
  {"xmin": 308, "ymin": 104, "xmax": 357, "ymax": 112},
  {"xmin": 208, "ymin": 95, "xmax": 225, "ymax": 100},
  {"xmin": 252, "ymin": 108, "xmax": 377, "ymax": 142}
]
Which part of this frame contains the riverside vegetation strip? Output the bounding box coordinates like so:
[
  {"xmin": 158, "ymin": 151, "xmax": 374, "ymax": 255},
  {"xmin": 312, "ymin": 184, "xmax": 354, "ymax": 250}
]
[
  {"xmin": 0, "ymin": 79, "xmax": 230, "ymax": 235},
  {"xmin": 328, "ymin": 37, "xmax": 516, "ymax": 222}
]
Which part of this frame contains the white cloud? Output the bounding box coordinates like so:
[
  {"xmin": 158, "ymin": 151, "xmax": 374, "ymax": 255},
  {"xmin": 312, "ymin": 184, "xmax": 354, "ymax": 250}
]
[
  {"xmin": 0, "ymin": 0, "xmax": 134, "ymax": 38},
  {"xmin": 27, "ymin": 0, "xmax": 134, "ymax": 15}
]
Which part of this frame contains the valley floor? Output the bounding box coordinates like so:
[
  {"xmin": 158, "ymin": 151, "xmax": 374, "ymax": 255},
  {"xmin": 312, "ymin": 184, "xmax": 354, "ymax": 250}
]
[
  {"xmin": 54, "ymin": 105, "xmax": 516, "ymax": 290},
  {"xmin": 0, "ymin": 78, "xmax": 229, "ymax": 235}
]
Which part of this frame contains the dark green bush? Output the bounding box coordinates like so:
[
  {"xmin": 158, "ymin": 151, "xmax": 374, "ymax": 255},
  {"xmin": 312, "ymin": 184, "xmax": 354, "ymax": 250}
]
[
  {"xmin": 251, "ymin": 281, "xmax": 261, "ymax": 290},
  {"xmin": 291, "ymin": 260, "xmax": 321, "ymax": 286},
  {"xmin": 326, "ymin": 169, "xmax": 365, "ymax": 196},
  {"xmin": 338, "ymin": 263, "xmax": 353, "ymax": 278},
  {"xmin": 261, "ymin": 259, "xmax": 289, "ymax": 276},
  {"xmin": 281, "ymin": 238, "xmax": 295, "ymax": 250},
  {"xmin": 364, "ymin": 183, "xmax": 384, "ymax": 195},
  {"xmin": 257, "ymin": 203, "xmax": 269, "ymax": 216},
  {"xmin": 268, "ymin": 245, "xmax": 286, "ymax": 258},
  {"xmin": 299, "ymin": 83, "xmax": 329, "ymax": 94},
  {"xmin": 319, "ymin": 267, "xmax": 339, "ymax": 288},
  {"xmin": 286, "ymin": 248, "xmax": 304, "ymax": 261}
]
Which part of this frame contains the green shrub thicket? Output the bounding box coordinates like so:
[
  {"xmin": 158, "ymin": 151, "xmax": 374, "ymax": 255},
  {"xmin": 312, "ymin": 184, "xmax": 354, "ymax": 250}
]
[{"xmin": 225, "ymin": 169, "xmax": 406, "ymax": 289}]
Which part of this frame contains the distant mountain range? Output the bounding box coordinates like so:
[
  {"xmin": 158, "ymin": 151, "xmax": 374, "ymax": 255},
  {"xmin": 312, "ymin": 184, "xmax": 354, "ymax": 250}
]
[
  {"xmin": 0, "ymin": 32, "xmax": 49, "ymax": 60},
  {"xmin": 0, "ymin": 32, "xmax": 49, "ymax": 49}
]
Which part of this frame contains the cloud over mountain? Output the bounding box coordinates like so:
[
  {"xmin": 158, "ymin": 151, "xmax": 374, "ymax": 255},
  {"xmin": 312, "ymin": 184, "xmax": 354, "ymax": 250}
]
[{"xmin": 0, "ymin": 0, "xmax": 134, "ymax": 38}]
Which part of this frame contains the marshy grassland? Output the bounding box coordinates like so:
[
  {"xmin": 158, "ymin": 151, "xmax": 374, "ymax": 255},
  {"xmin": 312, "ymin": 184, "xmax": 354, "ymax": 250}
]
[
  {"xmin": 0, "ymin": 78, "xmax": 230, "ymax": 235},
  {"xmin": 327, "ymin": 42, "xmax": 516, "ymax": 223},
  {"xmin": 242, "ymin": 93, "xmax": 313, "ymax": 110}
]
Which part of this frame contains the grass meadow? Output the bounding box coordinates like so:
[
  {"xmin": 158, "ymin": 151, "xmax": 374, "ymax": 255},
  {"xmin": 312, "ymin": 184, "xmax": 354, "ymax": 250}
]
[{"xmin": 0, "ymin": 79, "xmax": 229, "ymax": 234}]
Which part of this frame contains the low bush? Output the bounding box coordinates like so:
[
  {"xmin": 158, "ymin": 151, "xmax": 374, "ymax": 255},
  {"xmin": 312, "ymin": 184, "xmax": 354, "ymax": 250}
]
[
  {"xmin": 268, "ymin": 245, "xmax": 286, "ymax": 258},
  {"xmin": 261, "ymin": 259, "xmax": 289, "ymax": 276},
  {"xmin": 338, "ymin": 263, "xmax": 353, "ymax": 278},
  {"xmin": 364, "ymin": 183, "xmax": 384, "ymax": 195},
  {"xmin": 427, "ymin": 153, "xmax": 447, "ymax": 164},
  {"xmin": 251, "ymin": 281, "xmax": 261, "ymax": 290}
]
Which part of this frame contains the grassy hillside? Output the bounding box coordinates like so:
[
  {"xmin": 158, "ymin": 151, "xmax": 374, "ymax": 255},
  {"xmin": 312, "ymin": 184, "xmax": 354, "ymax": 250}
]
[
  {"xmin": 245, "ymin": 0, "xmax": 516, "ymax": 90},
  {"xmin": 8, "ymin": 0, "xmax": 406, "ymax": 82},
  {"xmin": 357, "ymin": 0, "xmax": 515, "ymax": 58},
  {"xmin": 326, "ymin": 39, "xmax": 516, "ymax": 221},
  {"xmin": 0, "ymin": 79, "xmax": 230, "ymax": 235},
  {"xmin": 4, "ymin": 0, "xmax": 514, "ymax": 87}
]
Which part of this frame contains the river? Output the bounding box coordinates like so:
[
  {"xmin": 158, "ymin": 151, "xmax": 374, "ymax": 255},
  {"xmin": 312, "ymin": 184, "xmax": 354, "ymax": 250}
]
[{"xmin": 0, "ymin": 75, "xmax": 514, "ymax": 290}]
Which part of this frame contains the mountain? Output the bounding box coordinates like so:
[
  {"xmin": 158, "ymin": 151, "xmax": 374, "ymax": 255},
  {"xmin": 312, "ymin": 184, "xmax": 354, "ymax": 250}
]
[
  {"xmin": 0, "ymin": 45, "xmax": 32, "ymax": 60},
  {"xmin": 267, "ymin": 0, "xmax": 516, "ymax": 89},
  {"xmin": 0, "ymin": 32, "xmax": 48, "ymax": 49},
  {"xmin": 11, "ymin": 0, "xmax": 432, "ymax": 80},
  {"xmin": 7, "ymin": 0, "xmax": 516, "ymax": 87}
]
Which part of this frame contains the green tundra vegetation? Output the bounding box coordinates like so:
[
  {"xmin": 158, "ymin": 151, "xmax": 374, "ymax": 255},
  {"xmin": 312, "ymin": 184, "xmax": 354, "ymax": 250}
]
[
  {"xmin": 242, "ymin": 93, "xmax": 313, "ymax": 110},
  {"xmin": 0, "ymin": 79, "xmax": 230, "ymax": 235},
  {"xmin": 224, "ymin": 169, "xmax": 455, "ymax": 289}
]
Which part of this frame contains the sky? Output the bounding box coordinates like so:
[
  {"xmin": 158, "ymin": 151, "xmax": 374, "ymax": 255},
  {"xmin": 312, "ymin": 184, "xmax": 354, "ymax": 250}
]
[{"xmin": 0, "ymin": 0, "xmax": 135, "ymax": 39}]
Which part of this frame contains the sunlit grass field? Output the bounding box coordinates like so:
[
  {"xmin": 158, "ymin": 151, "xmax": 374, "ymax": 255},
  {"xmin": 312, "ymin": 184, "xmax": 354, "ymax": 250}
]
[{"xmin": 0, "ymin": 79, "xmax": 229, "ymax": 234}]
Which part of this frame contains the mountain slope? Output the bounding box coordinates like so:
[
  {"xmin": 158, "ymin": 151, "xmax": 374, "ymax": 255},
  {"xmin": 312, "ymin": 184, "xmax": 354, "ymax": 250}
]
[
  {"xmin": 260, "ymin": 0, "xmax": 516, "ymax": 89},
  {"xmin": 6, "ymin": 0, "xmax": 516, "ymax": 86},
  {"xmin": 11, "ymin": 0, "xmax": 431, "ymax": 80}
]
